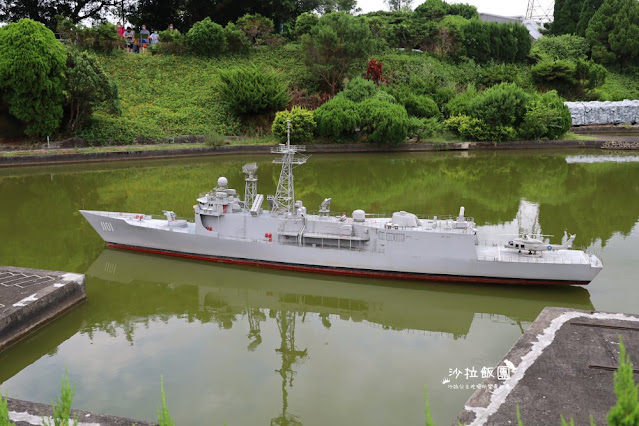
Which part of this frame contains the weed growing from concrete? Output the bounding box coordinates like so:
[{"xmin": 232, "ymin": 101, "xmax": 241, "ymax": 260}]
[
  {"xmin": 157, "ymin": 376, "xmax": 174, "ymax": 426},
  {"xmin": 0, "ymin": 392, "xmax": 14, "ymax": 426},
  {"xmin": 607, "ymin": 337, "xmax": 639, "ymax": 425},
  {"xmin": 43, "ymin": 369, "xmax": 78, "ymax": 426}
]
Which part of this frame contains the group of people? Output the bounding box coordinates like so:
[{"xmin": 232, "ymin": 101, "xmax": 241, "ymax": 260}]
[{"xmin": 116, "ymin": 23, "xmax": 161, "ymax": 53}]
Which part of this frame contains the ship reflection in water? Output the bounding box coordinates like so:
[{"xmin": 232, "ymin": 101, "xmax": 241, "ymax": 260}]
[{"xmin": 84, "ymin": 249, "xmax": 594, "ymax": 424}]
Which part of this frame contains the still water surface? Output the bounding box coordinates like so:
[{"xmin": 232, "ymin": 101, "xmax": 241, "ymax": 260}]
[{"xmin": 0, "ymin": 150, "xmax": 638, "ymax": 425}]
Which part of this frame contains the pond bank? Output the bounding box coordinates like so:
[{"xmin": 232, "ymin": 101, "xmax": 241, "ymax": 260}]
[{"xmin": 0, "ymin": 138, "xmax": 619, "ymax": 168}]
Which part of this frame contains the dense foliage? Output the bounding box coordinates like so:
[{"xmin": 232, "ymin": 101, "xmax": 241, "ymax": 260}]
[
  {"xmin": 358, "ymin": 98, "xmax": 409, "ymax": 144},
  {"xmin": 313, "ymin": 96, "xmax": 360, "ymax": 138},
  {"xmin": 186, "ymin": 17, "xmax": 227, "ymax": 56},
  {"xmin": 65, "ymin": 49, "xmax": 120, "ymax": 133},
  {"xmin": 217, "ymin": 66, "xmax": 288, "ymax": 116},
  {"xmin": 272, "ymin": 106, "xmax": 316, "ymax": 143},
  {"xmin": 301, "ymin": 12, "xmax": 374, "ymax": 94},
  {"xmin": 0, "ymin": 19, "xmax": 66, "ymax": 136}
]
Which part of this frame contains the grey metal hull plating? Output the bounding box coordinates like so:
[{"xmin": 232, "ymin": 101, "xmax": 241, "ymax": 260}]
[{"xmin": 81, "ymin": 210, "xmax": 602, "ymax": 285}]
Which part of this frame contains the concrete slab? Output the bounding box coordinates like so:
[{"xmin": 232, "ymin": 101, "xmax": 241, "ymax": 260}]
[
  {"xmin": 455, "ymin": 307, "xmax": 639, "ymax": 426},
  {"xmin": 0, "ymin": 266, "xmax": 86, "ymax": 352},
  {"xmin": 6, "ymin": 397, "xmax": 154, "ymax": 425}
]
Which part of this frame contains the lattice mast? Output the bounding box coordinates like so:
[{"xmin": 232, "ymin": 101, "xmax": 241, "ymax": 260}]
[
  {"xmin": 271, "ymin": 120, "xmax": 307, "ymax": 216},
  {"xmin": 242, "ymin": 163, "xmax": 258, "ymax": 210},
  {"xmin": 525, "ymin": 0, "xmax": 554, "ymax": 22}
]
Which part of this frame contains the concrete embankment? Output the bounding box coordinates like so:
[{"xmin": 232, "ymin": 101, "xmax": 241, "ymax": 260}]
[
  {"xmin": 454, "ymin": 307, "xmax": 639, "ymax": 426},
  {"xmin": 0, "ymin": 266, "xmax": 86, "ymax": 352},
  {"xmin": 0, "ymin": 139, "xmax": 610, "ymax": 168},
  {"xmin": 6, "ymin": 397, "xmax": 154, "ymax": 426}
]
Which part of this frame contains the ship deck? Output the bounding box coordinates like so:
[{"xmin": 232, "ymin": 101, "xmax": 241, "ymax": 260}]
[{"xmin": 476, "ymin": 245, "xmax": 602, "ymax": 267}]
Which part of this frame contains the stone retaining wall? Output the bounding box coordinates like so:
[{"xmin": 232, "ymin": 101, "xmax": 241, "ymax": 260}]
[{"xmin": 566, "ymin": 100, "xmax": 639, "ymax": 126}]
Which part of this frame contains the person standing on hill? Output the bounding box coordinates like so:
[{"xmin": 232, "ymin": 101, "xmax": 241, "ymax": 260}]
[
  {"xmin": 123, "ymin": 26, "xmax": 135, "ymax": 52},
  {"xmin": 117, "ymin": 22, "xmax": 124, "ymax": 37},
  {"xmin": 150, "ymin": 30, "xmax": 160, "ymax": 46},
  {"xmin": 139, "ymin": 24, "xmax": 150, "ymax": 52}
]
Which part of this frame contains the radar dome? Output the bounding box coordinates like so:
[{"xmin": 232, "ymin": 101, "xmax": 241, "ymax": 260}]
[
  {"xmin": 352, "ymin": 209, "xmax": 366, "ymax": 222},
  {"xmin": 217, "ymin": 177, "xmax": 228, "ymax": 188}
]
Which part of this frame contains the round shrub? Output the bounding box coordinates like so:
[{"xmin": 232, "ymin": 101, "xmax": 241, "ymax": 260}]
[
  {"xmin": 295, "ymin": 12, "xmax": 319, "ymax": 37},
  {"xmin": 402, "ymin": 94, "xmax": 440, "ymax": 118},
  {"xmin": 466, "ymin": 82, "xmax": 531, "ymax": 127},
  {"xmin": 186, "ymin": 17, "xmax": 226, "ymax": 56},
  {"xmin": 408, "ymin": 117, "xmax": 442, "ymax": 140},
  {"xmin": 372, "ymin": 91, "xmax": 398, "ymax": 103},
  {"xmin": 272, "ymin": 107, "xmax": 316, "ymax": 143},
  {"xmin": 217, "ymin": 66, "xmax": 288, "ymax": 115},
  {"xmin": 313, "ymin": 96, "xmax": 360, "ymax": 138},
  {"xmin": 518, "ymin": 91, "xmax": 571, "ymax": 140},
  {"xmin": 0, "ymin": 19, "xmax": 66, "ymax": 136},
  {"xmin": 358, "ymin": 99, "xmax": 409, "ymax": 145},
  {"xmin": 341, "ymin": 77, "xmax": 379, "ymax": 103},
  {"xmin": 224, "ymin": 23, "xmax": 250, "ymax": 53}
]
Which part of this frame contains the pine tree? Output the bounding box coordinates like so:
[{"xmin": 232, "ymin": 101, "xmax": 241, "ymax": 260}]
[
  {"xmin": 576, "ymin": 0, "xmax": 603, "ymax": 36},
  {"xmin": 585, "ymin": 0, "xmax": 619, "ymax": 63},
  {"xmin": 552, "ymin": 0, "xmax": 584, "ymax": 35},
  {"xmin": 609, "ymin": 0, "xmax": 639, "ymax": 66}
]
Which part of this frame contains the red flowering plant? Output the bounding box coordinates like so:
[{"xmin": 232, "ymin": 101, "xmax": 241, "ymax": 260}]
[{"xmin": 365, "ymin": 58, "xmax": 387, "ymax": 86}]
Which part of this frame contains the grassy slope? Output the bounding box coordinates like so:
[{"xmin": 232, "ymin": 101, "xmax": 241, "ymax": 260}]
[
  {"xmin": 82, "ymin": 45, "xmax": 639, "ymax": 145},
  {"xmin": 81, "ymin": 44, "xmax": 311, "ymax": 144}
]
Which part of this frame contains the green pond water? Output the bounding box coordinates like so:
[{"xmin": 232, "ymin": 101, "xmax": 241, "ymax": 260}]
[{"xmin": 0, "ymin": 150, "xmax": 638, "ymax": 425}]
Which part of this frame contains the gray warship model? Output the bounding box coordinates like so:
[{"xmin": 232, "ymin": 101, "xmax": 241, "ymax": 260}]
[{"xmin": 81, "ymin": 125, "xmax": 603, "ymax": 286}]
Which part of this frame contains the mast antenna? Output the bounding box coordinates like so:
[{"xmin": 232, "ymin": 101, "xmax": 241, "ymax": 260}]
[
  {"xmin": 270, "ymin": 120, "xmax": 308, "ymax": 216},
  {"xmin": 525, "ymin": 0, "xmax": 554, "ymax": 22}
]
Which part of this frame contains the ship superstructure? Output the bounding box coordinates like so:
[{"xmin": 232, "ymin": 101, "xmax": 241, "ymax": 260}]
[{"xmin": 81, "ymin": 124, "xmax": 603, "ymax": 286}]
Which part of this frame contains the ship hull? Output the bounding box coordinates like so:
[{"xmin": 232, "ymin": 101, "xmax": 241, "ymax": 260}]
[
  {"xmin": 80, "ymin": 210, "xmax": 601, "ymax": 286},
  {"xmin": 106, "ymin": 242, "xmax": 592, "ymax": 286}
]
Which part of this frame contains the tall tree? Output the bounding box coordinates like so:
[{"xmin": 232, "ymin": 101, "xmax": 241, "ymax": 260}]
[
  {"xmin": 0, "ymin": 19, "xmax": 66, "ymax": 136},
  {"xmin": 586, "ymin": 0, "xmax": 620, "ymax": 64},
  {"xmin": 608, "ymin": 0, "xmax": 639, "ymax": 66},
  {"xmin": 551, "ymin": 0, "xmax": 584, "ymax": 34},
  {"xmin": 575, "ymin": 0, "xmax": 603, "ymax": 36},
  {"xmin": 317, "ymin": 0, "xmax": 360, "ymax": 14},
  {"xmin": 385, "ymin": 0, "xmax": 413, "ymax": 12},
  {"xmin": 301, "ymin": 12, "xmax": 374, "ymax": 94},
  {"xmin": 0, "ymin": 0, "xmax": 117, "ymax": 29}
]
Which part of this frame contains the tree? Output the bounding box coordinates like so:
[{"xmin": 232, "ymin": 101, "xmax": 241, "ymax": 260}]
[
  {"xmin": 236, "ymin": 13, "xmax": 273, "ymax": 45},
  {"xmin": 317, "ymin": 0, "xmax": 360, "ymax": 14},
  {"xmin": 385, "ymin": 0, "xmax": 413, "ymax": 12},
  {"xmin": 65, "ymin": 49, "xmax": 120, "ymax": 133},
  {"xmin": 551, "ymin": 0, "xmax": 583, "ymax": 35},
  {"xmin": 0, "ymin": 0, "xmax": 118, "ymax": 29},
  {"xmin": 301, "ymin": 12, "xmax": 374, "ymax": 94},
  {"xmin": 186, "ymin": 17, "xmax": 226, "ymax": 55},
  {"xmin": 0, "ymin": 19, "xmax": 66, "ymax": 136},
  {"xmin": 586, "ymin": 0, "xmax": 639, "ymax": 66},
  {"xmin": 576, "ymin": 0, "xmax": 604, "ymax": 36}
]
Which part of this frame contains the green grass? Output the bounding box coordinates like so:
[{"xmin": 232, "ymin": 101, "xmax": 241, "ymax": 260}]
[{"xmin": 598, "ymin": 70, "xmax": 639, "ymax": 101}]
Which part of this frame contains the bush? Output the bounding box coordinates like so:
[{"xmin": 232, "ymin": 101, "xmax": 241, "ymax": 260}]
[
  {"xmin": 444, "ymin": 84, "xmax": 478, "ymax": 117},
  {"xmin": 157, "ymin": 29, "xmax": 185, "ymax": 54},
  {"xmin": 313, "ymin": 96, "xmax": 360, "ymax": 138},
  {"xmin": 529, "ymin": 34, "xmax": 589, "ymax": 62},
  {"xmin": 466, "ymin": 83, "xmax": 531, "ymax": 127},
  {"xmin": 518, "ymin": 91, "xmax": 571, "ymax": 140},
  {"xmin": 295, "ymin": 12, "xmax": 319, "ymax": 37},
  {"xmin": 217, "ymin": 66, "xmax": 288, "ymax": 115},
  {"xmin": 444, "ymin": 115, "xmax": 516, "ymax": 141},
  {"xmin": 272, "ymin": 107, "xmax": 316, "ymax": 143},
  {"xmin": 341, "ymin": 77, "xmax": 379, "ymax": 103},
  {"xmin": 358, "ymin": 98, "xmax": 409, "ymax": 145},
  {"xmin": 401, "ymin": 93, "xmax": 440, "ymax": 118},
  {"xmin": 407, "ymin": 117, "xmax": 442, "ymax": 140},
  {"xmin": 186, "ymin": 18, "xmax": 226, "ymax": 56},
  {"xmin": 237, "ymin": 14, "xmax": 274, "ymax": 45},
  {"xmin": 0, "ymin": 19, "xmax": 66, "ymax": 136},
  {"xmin": 65, "ymin": 49, "xmax": 120, "ymax": 133},
  {"xmin": 372, "ymin": 90, "xmax": 398, "ymax": 103},
  {"xmin": 203, "ymin": 132, "xmax": 225, "ymax": 147},
  {"xmin": 224, "ymin": 23, "xmax": 250, "ymax": 53}
]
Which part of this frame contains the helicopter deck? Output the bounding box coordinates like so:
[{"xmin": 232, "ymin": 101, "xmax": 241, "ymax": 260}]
[{"xmin": 476, "ymin": 245, "xmax": 602, "ymax": 267}]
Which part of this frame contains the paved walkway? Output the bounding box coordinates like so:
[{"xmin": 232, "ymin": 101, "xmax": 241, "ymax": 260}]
[{"xmin": 455, "ymin": 307, "xmax": 639, "ymax": 425}]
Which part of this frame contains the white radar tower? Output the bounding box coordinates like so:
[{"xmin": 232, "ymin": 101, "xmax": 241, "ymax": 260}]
[
  {"xmin": 270, "ymin": 120, "xmax": 308, "ymax": 216},
  {"xmin": 525, "ymin": 0, "xmax": 554, "ymax": 22},
  {"xmin": 242, "ymin": 162, "xmax": 258, "ymax": 210}
]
